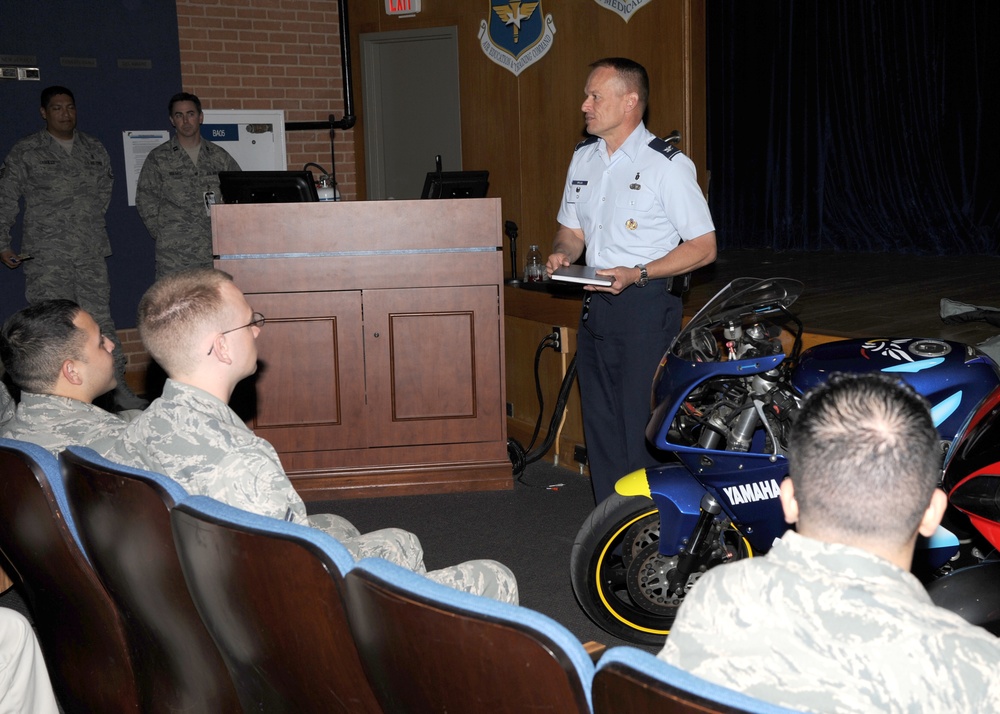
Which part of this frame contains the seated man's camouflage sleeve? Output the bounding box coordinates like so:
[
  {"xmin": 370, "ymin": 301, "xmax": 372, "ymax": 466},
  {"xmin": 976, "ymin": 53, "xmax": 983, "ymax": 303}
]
[
  {"xmin": 186, "ymin": 441, "xmax": 311, "ymax": 524},
  {"xmin": 0, "ymin": 383, "xmax": 14, "ymax": 429}
]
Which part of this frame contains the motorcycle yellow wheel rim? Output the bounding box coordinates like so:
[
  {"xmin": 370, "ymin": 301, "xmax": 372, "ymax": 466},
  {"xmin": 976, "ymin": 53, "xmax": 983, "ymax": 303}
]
[
  {"xmin": 594, "ymin": 507, "xmax": 670, "ymax": 635},
  {"xmin": 594, "ymin": 512, "xmax": 752, "ymax": 636}
]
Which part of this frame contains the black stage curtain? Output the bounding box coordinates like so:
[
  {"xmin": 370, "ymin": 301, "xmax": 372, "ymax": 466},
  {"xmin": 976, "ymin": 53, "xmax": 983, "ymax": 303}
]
[{"xmin": 706, "ymin": 1, "xmax": 1000, "ymax": 255}]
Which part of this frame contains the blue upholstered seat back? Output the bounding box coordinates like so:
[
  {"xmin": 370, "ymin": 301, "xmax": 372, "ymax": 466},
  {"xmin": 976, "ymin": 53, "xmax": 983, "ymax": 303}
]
[
  {"xmin": 173, "ymin": 493, "xmax": 356, "ymax": 572},
  {"xmin": 64, "ymin": 445, "xmax": 189, "ymax": 503},
  {"xmin": 0, "ymin": 437, "xmax": 86, "ymax": 552}
]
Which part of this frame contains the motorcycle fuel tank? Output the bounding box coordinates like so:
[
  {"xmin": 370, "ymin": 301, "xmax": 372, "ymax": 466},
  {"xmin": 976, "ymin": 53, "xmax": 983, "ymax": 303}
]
[{"xmin": 792, "ymin": 338, "xmax": 1000, "ymax": 441}]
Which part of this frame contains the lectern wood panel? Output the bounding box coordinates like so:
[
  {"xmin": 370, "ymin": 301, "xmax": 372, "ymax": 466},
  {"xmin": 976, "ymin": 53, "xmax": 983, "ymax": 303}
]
[
  {"xmin": 364, "ymin": 286, "xmax": 503, "ymax": 448},
  {"xmin": 250, "ymin": 290, "xmax": 367, "ymax": 453},
  {"xmin": 213, "ymin": 199, "xmax": 510, "ymax": 500}
]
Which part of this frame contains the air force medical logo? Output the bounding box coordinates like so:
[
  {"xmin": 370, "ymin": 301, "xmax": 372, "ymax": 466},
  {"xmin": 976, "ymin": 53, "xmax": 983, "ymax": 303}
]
[
  {"xmin": 478, "ymin": 1, "xmax": 556, "ymax": 77},
  {"xmin": 594, "ymin": 0, "xmax": 650, "ymax": 23}
]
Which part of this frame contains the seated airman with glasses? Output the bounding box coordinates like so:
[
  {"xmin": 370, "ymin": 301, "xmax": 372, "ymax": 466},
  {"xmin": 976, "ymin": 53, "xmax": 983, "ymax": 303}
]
[{"xmin": 105, "ymin": 267, "xmax": 518, "ymax": 604}]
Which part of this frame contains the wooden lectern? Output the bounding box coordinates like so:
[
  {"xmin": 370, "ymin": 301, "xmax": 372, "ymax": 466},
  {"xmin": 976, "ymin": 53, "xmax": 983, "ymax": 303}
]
[{"xmin": 212, "ymin": 198, "xmax": 511, "ymax": 500}]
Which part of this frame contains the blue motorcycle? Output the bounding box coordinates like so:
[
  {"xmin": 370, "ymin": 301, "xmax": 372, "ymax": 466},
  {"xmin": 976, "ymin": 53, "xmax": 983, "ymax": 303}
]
[{"xmin": 570, "ymin": 277, "xmax": 1000, "ymax": 645}]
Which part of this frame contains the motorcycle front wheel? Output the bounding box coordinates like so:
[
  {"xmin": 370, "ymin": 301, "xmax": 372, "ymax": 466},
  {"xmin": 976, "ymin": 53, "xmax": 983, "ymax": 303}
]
[
  {"xmin": 570, "ymin": 494, "xmax": 672, "ymax": 645},
  {"xmin": 570, "ymin": 492, "xmax": 749, "ymax": 646}
]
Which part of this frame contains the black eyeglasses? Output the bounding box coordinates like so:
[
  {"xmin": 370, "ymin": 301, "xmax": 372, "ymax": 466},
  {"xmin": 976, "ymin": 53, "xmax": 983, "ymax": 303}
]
[{"xmin": 208, "ymin": 311, "xmax": 265, "ymax": 355}]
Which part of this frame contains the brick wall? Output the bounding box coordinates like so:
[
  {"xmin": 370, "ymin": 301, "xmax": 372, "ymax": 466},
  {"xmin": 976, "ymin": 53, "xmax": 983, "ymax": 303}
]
[
  {"xmin": 120, "ymin": 1, "xmax": 357, "ymax": 394},
  {"xmin": 119, "ymin": 328, "xmax": 152, "ymax": 394},
  {"xmin": 174, "ymin": 0, "xmax": 356, "ymax": 199}
]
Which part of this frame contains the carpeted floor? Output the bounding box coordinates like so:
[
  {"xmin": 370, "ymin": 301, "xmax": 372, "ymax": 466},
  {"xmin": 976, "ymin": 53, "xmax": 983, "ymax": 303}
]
[{"xmin": 310, "ymin": 459, "xmax": 659, "ymax": 653}]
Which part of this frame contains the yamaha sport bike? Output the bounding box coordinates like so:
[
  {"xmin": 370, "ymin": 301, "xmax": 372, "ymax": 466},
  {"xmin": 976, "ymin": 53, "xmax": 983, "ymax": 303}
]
[{"xmin": 570, "ymin": 277, "xmax": 1000, "ymax": 645}]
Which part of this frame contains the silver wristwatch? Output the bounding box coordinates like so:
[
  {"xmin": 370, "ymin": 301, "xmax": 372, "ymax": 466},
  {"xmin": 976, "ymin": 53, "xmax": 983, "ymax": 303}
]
[{"xmin": 634, "ymin": 264, "xmax": 649, "ymax": 287}]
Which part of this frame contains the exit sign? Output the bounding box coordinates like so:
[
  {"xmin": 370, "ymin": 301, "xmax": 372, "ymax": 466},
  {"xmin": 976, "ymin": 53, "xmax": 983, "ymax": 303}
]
[{"xmin": 385, "ymin": 0, "xmax": 421, "ymax": 15}]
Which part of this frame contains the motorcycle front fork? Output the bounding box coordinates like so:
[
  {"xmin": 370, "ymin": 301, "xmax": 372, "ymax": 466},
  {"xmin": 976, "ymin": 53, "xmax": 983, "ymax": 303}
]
[{"xmin": 667, "ymin": 492, "xmax": 723, "ymax": 593}]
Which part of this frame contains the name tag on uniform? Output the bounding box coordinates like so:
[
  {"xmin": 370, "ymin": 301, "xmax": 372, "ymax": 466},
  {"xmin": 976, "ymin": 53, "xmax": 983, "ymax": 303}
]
[{"xmin": 569, "ymin": 179, "xmax": 590, "ymax": 203}]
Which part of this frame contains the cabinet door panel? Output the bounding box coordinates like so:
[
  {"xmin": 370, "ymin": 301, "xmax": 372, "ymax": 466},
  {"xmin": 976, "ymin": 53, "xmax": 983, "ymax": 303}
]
[
  {"xmin": 365, "ymin": 287, "xmax": 502, "ymax": 447},
  {"xmin": 249, "ymin": 291, "xmax": 366, "ymax": 451}
]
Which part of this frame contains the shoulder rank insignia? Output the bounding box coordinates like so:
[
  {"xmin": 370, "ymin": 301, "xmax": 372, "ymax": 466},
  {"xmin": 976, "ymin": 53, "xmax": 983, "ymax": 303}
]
[
  {"xmin": 575, "ymin": 135, "xmax": 599, "ymax": 152},
  {"xmin": 648, "ymin": 137, "xmax": 683, "ymax": 160}
]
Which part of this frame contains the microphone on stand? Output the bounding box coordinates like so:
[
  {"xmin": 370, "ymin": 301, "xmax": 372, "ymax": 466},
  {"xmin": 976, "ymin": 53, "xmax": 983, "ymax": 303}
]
[{"xmin": 504, "ymin": 220, "xmax": 520, "ymax": 285}]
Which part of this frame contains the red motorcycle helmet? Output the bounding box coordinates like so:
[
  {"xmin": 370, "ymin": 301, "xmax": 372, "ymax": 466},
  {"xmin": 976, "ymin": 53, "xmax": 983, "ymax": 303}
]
[{"xmin": 942, "ymin": 384, "xmax": 1000, "ymax": 552}]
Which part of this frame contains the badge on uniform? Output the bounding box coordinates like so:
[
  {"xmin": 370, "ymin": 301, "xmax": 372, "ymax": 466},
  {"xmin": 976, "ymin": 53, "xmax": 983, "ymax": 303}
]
[
  {"xmin": 572, "ymin": 179, "xmax": 588, "ymax": 198},
  {"xmin": 625, "ymin": 218, "xmax": 638, "ymax": 230}
]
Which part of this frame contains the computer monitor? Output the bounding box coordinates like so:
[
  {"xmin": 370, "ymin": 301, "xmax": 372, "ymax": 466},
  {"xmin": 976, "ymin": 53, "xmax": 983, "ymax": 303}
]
[
  {"xmin": 218, "ymin": 171, "xmax": 319, "ymax": 204},
  {"xmin": 420, "ymin": 170, "xmax": 489, "ymax": 199}
]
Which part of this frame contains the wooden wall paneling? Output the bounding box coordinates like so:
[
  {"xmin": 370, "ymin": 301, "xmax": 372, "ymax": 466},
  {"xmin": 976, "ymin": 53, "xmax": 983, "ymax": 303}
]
[
  {"xmin": 347, "ymin": 2, "xmax": 382, "ymax": 199},
  {"xmin": 503, "ymin": 315, "xmax": 586, "ymax": 471},
  {"xmin": 503, "ymin": 316, "xmax": 566, "ymax": 428},
  {"xmin": 503, "ymin": 287, "xmax": 590, "ymax": 470},
  {"xmin": 363, "ymin": 0, "xmax": 704, "ymax": 278},
  {"xmin": 346, "ymin": 0, "xmax": 710, "ymax": 280},
  {"xmin": 681, "ymin": 0, "xmax": 709, "ymax": 191}
]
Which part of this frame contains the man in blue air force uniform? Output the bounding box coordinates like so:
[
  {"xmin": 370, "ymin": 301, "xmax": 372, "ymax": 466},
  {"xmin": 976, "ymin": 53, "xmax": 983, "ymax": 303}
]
[{"xmin": 546, "ymin": 57, "xmax": 717, "ymax": 503}]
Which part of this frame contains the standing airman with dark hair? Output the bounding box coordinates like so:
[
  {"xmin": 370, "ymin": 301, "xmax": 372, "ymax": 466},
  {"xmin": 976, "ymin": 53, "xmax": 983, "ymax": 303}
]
[{"xmin": 0, "ymin": 85, "xmax": 145, "ymax": 411}]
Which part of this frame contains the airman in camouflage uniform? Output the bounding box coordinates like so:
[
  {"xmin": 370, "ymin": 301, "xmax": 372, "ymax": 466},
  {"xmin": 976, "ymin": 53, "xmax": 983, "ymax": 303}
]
[
  {"xmin": 658, "ymin": 374, "xmax": 1000, "ymax": 713},
  {"xmin": 1, "ymin": 391, "xmax": 132, "ymax": 456},
  {"xmin": 109, "ymin": 378, "xmax": 517, "ymax": 604},
  {"xmin": 0, "ymin": 299, "xmax": 138, "ymax": 456},
  {"xmin": 136, "ymin": 92, "xmax": 241, "ymax": 279},
  {"xmin": 0, "ymin": 86, "xmax": 139, "ymax": 409},
  {"xmin": 0, "ymin": 382, "xmax": 13, "ymax": 430},
  {"xmin": 108, "ymin": 268, "xmax": 517, "ymax": 604}
]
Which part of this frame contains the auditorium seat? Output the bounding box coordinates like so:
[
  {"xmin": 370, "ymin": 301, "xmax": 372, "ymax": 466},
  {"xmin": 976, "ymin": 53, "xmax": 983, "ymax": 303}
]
[
  {"xmin": 0, "ymin": 438, "xmax": 141, "ymax": 712},
  {"xmin": 344, "ymin": 556, "xmax": 595, "ymax": 713},
  {"xmin": 592, "ymin": 646, "xmax": 801, "ymax": 714},
  {"xmin": 170, "ymin": 495, "xmax": 383, "ymax": 713},
  {"xmin": 60, "ymin": 446, "xmax": 241, "ymax": 712}
]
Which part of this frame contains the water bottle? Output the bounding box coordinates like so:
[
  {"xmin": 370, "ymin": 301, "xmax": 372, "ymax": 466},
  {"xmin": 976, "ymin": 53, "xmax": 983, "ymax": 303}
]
[
  {"xmin": 523, "ymin": 244, "xmax": 544, "ymax": 282},
  {"xmin": 317, "ymin": 174, "xmax": 340, "ymax": 202}
]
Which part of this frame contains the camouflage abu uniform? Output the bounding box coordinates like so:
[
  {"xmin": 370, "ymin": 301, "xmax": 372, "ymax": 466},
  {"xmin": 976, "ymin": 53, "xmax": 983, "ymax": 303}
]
[
  {"xmin": 0, "ymin": 391, "xmax": 134, "ymax": 456},
  {"xmin": 135, "ymin": 136, "xmax": 241, "ymax": 278},
  {"xmin": 0, "ymin": 382, "xmax": 13, "ymax": 430},
  {"xmin": 658, "ymin": 530, "xmax": 1000, "ymax": 713},
  {"xmin": 107, "ymin": 379, "xmax": 518, "ymax": 604},
  {"xmin": 0, "ymin": 129, "xmax": 127, "ymax": 376}
]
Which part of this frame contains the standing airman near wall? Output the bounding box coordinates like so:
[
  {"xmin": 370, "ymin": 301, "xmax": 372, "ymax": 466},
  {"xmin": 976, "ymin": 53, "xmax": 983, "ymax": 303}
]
[
  {"xmin": 0, "ymin": 85, "xmax": 144, "ymax": 411},
  {"xmin": 136, "ymin": 92, "xmax": 241, "ymax": 279}
]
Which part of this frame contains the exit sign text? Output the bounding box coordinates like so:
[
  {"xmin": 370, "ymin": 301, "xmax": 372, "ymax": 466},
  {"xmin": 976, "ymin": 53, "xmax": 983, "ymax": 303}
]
[{"xmin": 385, "ymin": 0, "xmax": 421, "ymax": 15}]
